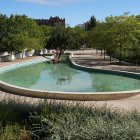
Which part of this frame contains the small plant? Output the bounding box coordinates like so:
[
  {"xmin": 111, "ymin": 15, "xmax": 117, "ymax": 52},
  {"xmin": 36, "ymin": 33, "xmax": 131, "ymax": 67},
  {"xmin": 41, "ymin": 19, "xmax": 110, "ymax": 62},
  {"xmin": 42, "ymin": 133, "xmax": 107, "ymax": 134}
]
[
  {"xmin": 0, "ymin": 98, "xmax": 140, "ymax": 140},
  {"xmin": 0, "ymin": 96, "xmax": 42, "ymax": 140},
  {"xmin": 29, "ymin": 101, "xmax": 140, "ymax": 140},
  {"xmin": 0, "ymin": 123, "xmax": 31, "ymax": 140}
]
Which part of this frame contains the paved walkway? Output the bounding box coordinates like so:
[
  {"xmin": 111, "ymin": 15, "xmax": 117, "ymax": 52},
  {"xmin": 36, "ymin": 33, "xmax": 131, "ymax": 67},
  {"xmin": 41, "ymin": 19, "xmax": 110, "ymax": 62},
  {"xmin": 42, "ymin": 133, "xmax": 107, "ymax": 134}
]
[
  {"xmin": 70, "ymin": 49, "xmax": 140, "ymax": 73},
  {"xmin": 0, "ymin": 50, "xmax": 140, "ymax": 112}
]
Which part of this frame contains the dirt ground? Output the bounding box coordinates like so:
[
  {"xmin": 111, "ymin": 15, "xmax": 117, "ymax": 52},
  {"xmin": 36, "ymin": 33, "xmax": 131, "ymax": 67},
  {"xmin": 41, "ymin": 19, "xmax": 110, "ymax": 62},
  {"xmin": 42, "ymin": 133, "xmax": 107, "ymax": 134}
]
[
  {"xmin": 69, "ymin": 49, "xmax": 140, "ymax": 73},
  {"xmin": 0, "ymin": 50, "xmax": 140, "ymax": 112}
]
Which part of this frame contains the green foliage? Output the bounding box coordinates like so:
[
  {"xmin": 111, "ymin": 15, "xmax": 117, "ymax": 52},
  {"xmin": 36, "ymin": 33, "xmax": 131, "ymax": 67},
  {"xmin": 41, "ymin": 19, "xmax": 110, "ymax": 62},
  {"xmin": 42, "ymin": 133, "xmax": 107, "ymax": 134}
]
[
  {"xmin": 0, "ymin": 97, "xmax": 41, "ymax": 140},
  {"xmin": 41, "ymin": 25, "xmax": 54, "ymax": 47},
  {"xmin": 0, "ymin": 98, "xmax": 140, "ymax": 140},
  {"xmin": 0, "ymin": 13, "xmax": 87, "ymax": 60},
  {"xmin": 0, "ymin": 123, "xmax": 31, "ymax": 140},
  {"xmin": 85, "ymin": 16, "xmax": 97, "ymax": 30},
  {"xmin": 0, "ymin": 14, "xmax": 7, "ymax": 52},
  {"xmin": 29, "ymin": 102, "xmax": 140, "ymax": 140},
  {"xmin": 136, "ymin": 15, "xmax": 140, "ymax": 21},
  {"xmin": 105, "ymin": 15, "xmax": 140, "ymax": 63},
  {"xmin": 46, "ymin": 27, "xmax": 69, "ymax": 51},
  {"xmin": 0, "ymin": 14, "xmax": 45, "ymax": 53},
  {"xmin": 87, "ymin": 14, "xmax": 140, "ymax": 63},
  {"xmin": 0, "ymin": 97, "xmax": 42, "ymax": 125},
  {"xmin": 45, "ymin": 27, "xmax": 84, "ymax": 55},
  {"xmin": 72, "ymin": 26, "xmax": 87, "ymax": 48},
  {"xmin": 0, "ymin": 13, "xmax": 140, "ymax": 64}
]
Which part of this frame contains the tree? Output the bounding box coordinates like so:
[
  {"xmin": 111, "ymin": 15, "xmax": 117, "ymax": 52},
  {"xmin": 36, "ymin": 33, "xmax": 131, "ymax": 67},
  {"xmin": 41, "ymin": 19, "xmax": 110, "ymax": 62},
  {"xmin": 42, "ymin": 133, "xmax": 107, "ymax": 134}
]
[
  {"xmin": 46, "ymin": 27, "xmax": 69, "ymax": 61},
  {"xmin": 107, "ymin": 16, "xmax": 139, "ymax": 63},
  {"xmin": 85, "ymin": 16, "xmax": 96, "ymax": 30},
  {"xmin": 0, "ymin": 14, "xmax": 7, "ymax": 52},
  {"xmin": 46, "ymin": 27, "xmax": 83, "ymax": 62},
  {"xmin": 1, "ymin": 14, "xmax": 45, "ymax": 55},
  {"xmin": 87, "ymin": 14, "xmax": 140, "ymax": 64},
  {"xmin": 73, "ymin": 26, "xmax": 87, "ymax": 48},
  {"xmin": 41, "ymin": 25, "xmax": 54, "ymax": 52},
  {"xmin": 86, "ymin": 22, "xmax": 110, "ymax": 59}
]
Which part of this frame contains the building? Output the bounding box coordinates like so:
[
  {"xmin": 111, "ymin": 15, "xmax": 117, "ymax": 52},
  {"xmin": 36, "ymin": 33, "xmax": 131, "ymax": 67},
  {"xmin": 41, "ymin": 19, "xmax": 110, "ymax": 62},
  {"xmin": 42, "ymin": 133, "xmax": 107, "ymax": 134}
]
[
  {"xmin": 35, "ymin": 16, "xmax": 65, "ymax": 27},
  {"xmin": 76, "ymin": 24, "xmax": 86, "ymax": 29}
]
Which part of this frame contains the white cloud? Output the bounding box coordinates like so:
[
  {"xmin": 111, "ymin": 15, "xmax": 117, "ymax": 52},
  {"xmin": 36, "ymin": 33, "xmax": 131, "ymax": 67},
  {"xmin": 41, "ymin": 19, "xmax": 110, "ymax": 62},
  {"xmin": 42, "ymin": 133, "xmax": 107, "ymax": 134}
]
[{"xmin": 17, "ymin": 0, "xmax": 80, "ymax": 5}]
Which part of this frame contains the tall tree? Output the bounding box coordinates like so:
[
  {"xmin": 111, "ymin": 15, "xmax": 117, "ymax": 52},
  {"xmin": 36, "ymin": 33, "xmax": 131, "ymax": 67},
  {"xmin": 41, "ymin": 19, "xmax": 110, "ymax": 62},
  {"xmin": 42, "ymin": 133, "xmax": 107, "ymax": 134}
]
[
  {"xmin": 85, "ymin": 16, "xmax": 96, "ymax": 30},
  {"xmin": 87, "ymin": 14, "xmax": 140, "ymax": 64},
  {"xmin": 46, "ymin": 27, "xmax": 83, "ymax": 61},
  {"xmin": 2, "ymin": 14, "xmax": 45, "ymax": 55},
  {"xmin": 0, "ymin": 14, "xmax": 7, "ymax": 52},
  {"xmin": 107, "ymin": 16, "xmax": 139, "ymax": 63}
]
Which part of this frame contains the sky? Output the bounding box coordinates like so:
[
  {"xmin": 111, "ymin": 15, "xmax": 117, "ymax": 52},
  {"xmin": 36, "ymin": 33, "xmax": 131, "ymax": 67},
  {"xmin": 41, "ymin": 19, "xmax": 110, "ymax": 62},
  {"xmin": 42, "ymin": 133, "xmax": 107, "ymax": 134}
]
[{"xmin": 0, "ymin": 0, "xmax": 140, "ymax": 27}]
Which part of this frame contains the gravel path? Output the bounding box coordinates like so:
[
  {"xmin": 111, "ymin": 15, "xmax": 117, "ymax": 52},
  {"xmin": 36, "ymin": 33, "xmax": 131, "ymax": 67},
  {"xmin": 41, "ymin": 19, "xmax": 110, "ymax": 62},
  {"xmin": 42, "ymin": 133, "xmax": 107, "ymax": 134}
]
[{"xmin": 0, "ymin": 51, "xmax": 140, "ymax": 112}]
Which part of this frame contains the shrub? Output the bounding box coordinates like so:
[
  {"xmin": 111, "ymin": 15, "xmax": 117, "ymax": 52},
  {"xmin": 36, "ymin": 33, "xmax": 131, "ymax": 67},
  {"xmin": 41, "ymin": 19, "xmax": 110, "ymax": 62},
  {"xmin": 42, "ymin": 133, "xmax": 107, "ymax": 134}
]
[
  {"xmin": 29, "ymin": 101, "xmax": 140, "ymax": 140},
  {"xmin": 0, "ymin": 123, "xmax": 31, "ymax": 140}
]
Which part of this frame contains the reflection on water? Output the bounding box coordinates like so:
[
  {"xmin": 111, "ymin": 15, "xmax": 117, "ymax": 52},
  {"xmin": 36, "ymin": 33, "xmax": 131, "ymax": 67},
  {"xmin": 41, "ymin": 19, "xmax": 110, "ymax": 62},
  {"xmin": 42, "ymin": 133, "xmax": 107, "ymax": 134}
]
[
  {"xmin": 0, "ymin": 63, "xmax": 47, "ymax": 87},
  {"xmin": 91, "ymin": 73, "xmax": 140, "ymax": 92},
  {"xmin": 45, "ymin": 62, "xmax": 77, "ymax": 86},
  {"xmin": 0, "ymin": 57, "xmax": 140, "ymax": 92}
]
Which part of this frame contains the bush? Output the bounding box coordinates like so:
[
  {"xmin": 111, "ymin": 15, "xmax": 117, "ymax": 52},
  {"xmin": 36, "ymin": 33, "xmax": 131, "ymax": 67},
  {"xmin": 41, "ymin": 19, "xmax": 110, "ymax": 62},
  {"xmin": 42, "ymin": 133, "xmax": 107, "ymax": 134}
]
[
  {"xmin": 0, "ymin": 97, "xmax": 42, "ymax": 125},
  {"xmin": 0, "ymin": 98, "xmax": 140, "ymax": 140},
  {"xmin": 0, "ymin": 123, "xmax": 31, "ymax": 140},
  {"xmin": 0, "ymin": 96, "xmax": 42, "ymax": 140},
  {"xmin": 29, "ymin": 101, "xmax": 140, "ymax": 140}
]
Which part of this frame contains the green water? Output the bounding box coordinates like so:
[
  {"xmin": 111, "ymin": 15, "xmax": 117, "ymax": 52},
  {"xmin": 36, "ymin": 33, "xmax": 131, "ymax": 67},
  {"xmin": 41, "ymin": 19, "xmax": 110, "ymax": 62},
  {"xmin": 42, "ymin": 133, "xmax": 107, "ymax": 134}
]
[{"xmin": 0, "ymin": 61, "xmax": 140, "ymax": 92}]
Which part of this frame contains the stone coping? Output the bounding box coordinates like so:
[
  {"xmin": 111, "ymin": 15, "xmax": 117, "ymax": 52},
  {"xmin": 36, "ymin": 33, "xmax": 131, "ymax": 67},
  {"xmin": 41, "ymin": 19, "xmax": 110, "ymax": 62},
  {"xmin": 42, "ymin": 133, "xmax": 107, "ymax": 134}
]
[
  {"xmin": 0, "ymin": 55, "xmax": 140, "ymax": 101},
  {"xmin": 69, "ymin": 55, "xmax": 140, "ymax": 79}
]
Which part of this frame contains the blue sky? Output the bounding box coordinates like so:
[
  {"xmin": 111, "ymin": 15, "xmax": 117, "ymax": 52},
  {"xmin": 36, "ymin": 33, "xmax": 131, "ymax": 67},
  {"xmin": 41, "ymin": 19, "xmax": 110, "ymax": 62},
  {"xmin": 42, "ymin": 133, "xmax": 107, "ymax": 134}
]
[{"xmin": 0, "ymin": 0, "xmax": 140, "ymax": 26}]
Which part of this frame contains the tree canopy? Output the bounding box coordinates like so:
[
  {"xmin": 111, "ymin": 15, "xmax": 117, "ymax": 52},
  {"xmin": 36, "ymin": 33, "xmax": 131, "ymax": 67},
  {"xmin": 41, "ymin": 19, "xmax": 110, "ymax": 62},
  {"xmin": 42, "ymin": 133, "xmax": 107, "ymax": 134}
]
[
  {"xmin": 87, "ymin": 14, "xmax": 140, "ymax": 64},
  {"xmin": 0, "ymin": 14, "xmax": 44, "ymax": 54},
  {"xmin": 0, "ymin": 13, "xmax": 140, "ymax": 64}
]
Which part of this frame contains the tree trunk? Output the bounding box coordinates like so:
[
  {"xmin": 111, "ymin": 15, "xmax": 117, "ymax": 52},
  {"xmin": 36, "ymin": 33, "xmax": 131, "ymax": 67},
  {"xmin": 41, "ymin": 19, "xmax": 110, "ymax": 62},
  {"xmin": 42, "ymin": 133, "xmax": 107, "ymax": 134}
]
[
  {"xmin": 110, "ymin": 55, "xmax": 112, "ymax": 62},
  {"xmin": 109, "ymin": 50, "xmax": 112, "ymax": 62},
  {"xmin": 119, "ymin": 47, "xmax": 122, "ymax": 64},
  {"xmin": 96, "ymin": 49, "xmax": 98, "ymax": 54},
  {"xmin": 104, "ymin": 49, "xmax": 105, "ymax": 60},
  {"xmin": 136, "ymin": 47, "xmax": 139, "ymax": 66},
  {"xmin": 101, "ymin": 49, "xmax": 103, "ymax": 57},
  {"xmin": 58, "ymin": 51, "xmax": 62, "ymax": 60},
  {"xmin": 22, "ymin": 51, "xmax": 24, "ymax": 58}
]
